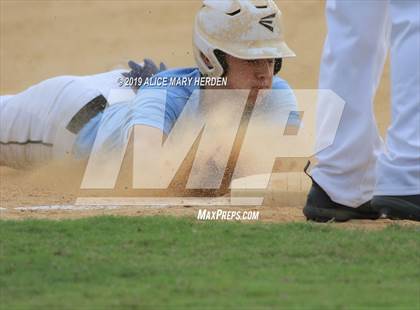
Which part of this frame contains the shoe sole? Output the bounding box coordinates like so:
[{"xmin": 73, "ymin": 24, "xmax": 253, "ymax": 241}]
[
  {"xmin": 303, "ymin": 204, "xmax": 377, "ymax": 223},
  {"xmin": 371, "ymin": 197, "xmax": 420, "ymax": 221}
]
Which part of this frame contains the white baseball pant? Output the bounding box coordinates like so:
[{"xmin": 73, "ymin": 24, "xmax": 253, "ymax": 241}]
[{"xmin": 312, "ymin": 0, "xmax": 420, "ymax": 207}]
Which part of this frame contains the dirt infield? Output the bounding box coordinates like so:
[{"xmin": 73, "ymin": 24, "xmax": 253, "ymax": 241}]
[
  {"xmin": 2, "ymin": 162, "xmax": 418, "ymax": 230},
  {"xmin": 1, "ymin": 1, "xmax": 410, "ymax": 228}
]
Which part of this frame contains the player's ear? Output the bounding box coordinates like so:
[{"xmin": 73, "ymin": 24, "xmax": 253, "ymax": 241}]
[{"xmin": 274, "ymin": 58, "xmax": 283, "ymax": 75}]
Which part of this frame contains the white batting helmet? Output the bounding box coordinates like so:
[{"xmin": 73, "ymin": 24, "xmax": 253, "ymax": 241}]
[{"xmin": 193, "ymin": 0, "xmax": 296, "ymax": 77}]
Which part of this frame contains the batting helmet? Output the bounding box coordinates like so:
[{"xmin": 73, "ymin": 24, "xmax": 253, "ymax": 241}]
[{"xmin": 193, "ymin": 0, "xmax": 296, "ymax": 77}]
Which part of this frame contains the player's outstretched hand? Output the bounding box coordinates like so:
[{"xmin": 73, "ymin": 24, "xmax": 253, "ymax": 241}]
[{"xmin": 122, "ymin": 58, "xmax": 168, "ymax": 90}]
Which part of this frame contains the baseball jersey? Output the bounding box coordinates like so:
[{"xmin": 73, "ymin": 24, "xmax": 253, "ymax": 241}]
[{"xmin": 73, "ymin": 67, "xmax": 298, "ymax": 158}]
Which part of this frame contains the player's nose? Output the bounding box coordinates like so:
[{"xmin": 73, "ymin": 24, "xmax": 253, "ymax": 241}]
[{"xmin": 254, "ymin": 59, "xmax": 274, "ymax": 80}]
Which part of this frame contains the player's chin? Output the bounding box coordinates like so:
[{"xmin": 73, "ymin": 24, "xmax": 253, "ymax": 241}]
[
  {"xmin": 252, "ymin": 85, "xmax": 271, "ymax": 92},
  {"xmin": 254, "ymin": 81, "xmax": 272, "ymax": 90}
]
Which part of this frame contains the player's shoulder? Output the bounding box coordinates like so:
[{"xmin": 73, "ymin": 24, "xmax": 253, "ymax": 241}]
[
  {"xmin": 259, "ymin": 75, "xmax": 296, "ymax": 110},
  {"xmin": 272, "ymin": 76, "xmax": 292, "ymax": 90}
]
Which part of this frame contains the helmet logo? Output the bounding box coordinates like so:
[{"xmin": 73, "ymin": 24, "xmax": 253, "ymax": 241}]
[{"xmin": 259, "ymin": 13, "xmax": 276, "ymax": 32}]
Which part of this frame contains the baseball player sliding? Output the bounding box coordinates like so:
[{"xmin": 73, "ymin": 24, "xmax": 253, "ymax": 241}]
[{"xmin": 1, "ymin": 0, "xmax": 298, "ymax": 171}]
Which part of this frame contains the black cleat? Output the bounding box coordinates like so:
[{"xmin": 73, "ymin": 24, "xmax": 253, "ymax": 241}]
[
  {"xmin": 303, "ymin": 181, "xmax": 380, "ymax": 222},
  {"xmin": 302, "ymin": 161, "xmax": 380, "ymax": 223},
  {"xmin": 371, "ymin": 195, "xmax": 420, "ymax": 221}
]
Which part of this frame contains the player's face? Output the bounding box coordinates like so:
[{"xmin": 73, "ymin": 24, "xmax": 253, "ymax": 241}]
[{"xmin": 224, "ymin": 55, "xmax": 274, "ymax": 90}]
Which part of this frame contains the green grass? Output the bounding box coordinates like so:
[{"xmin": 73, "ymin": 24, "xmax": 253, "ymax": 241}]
[{"xmin": 1, "ymin": 216, "xmax": 419, "ymax": 309}]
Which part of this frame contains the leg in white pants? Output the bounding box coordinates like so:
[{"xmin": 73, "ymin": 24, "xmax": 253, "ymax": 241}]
[
  {"xmin": 0, "ymin": 70, "xmax": 132, "ymax": 168},
  {"xmin": 0, "ymin": 77, "xmax": 101, "ymax": 168},
  {"xmin": 375, "ymin": 0, "xmax": 420, "ymax": 196},
  {"xmin": 312, "ymin": 0, "xmax": 389, "ymax": 207},
  {"xmin": 313, "ymin": 0, "xmax": 419, "ymax": 207}
]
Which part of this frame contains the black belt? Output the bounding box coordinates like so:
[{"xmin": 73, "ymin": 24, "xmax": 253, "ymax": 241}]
[{"xmin": 66, "ymin": 95, "xmax": 108, "ymax": 134}]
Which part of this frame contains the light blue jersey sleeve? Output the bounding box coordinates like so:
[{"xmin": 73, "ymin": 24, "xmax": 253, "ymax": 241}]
[{"xmin": 73, "ymin": 68, "xmax": 199, "ymax": 158}]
